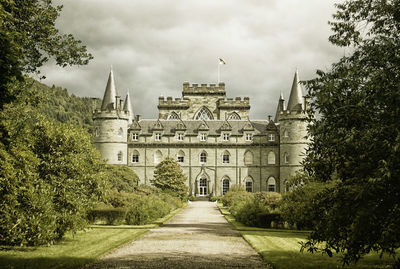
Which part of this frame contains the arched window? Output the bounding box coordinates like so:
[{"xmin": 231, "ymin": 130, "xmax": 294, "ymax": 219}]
[
  {"xmin": 194, "ymin": 107, "xmax": 214, "ymax": 120},
  {"xmin": 177, "ymin": 150, "xmax": 185, "ymax": 163},
  {"xmin": 222, "ymin": 150, "xmax": 230, "ymax": 164},
  {"xmin": 283, "ymin": 129, "xmax": 289, "ymax": 138},
  {"xmin": 94, "ymin": 127, "xmax": 100, "ymax": 137},
  {"xmin": 118, "ymin": 127, "xmax": 123, "ymax": 137},
  {"xmin": 131, "ymin": 150, "xmax": 139, "ymax": 163},
  {"xmin": 244, "ymin": 150, "xmax": 253, "ymax": 165},
  {"xmin": 154, "ymin": 150, "xmax": 163, "ymax": 164},
  {"xmin": 200, "ymin": 151, "xmax": 207, "ymax": 163},
  {"xmin": 245, "ymin": 176, "xmax": 253, "ymax": 192},
  {"xmin": 117, "ymin": 151, "xmax": 123, "ymax": 162},
  {"xmin": 268, "ymin": 151, "xmax": 276, "ymax": 164},
  {"xmin": 227, "ymin": 112, "xmax": 241, "ymax": 120},
  {"xmin": 222, "ymin": 178, "xmax": 230, "ymax": 195},
  {"xmin": 267, "ymin": 177, "xmax": 276, "ymax": 192},
  {"xmin": 284, "ymin": 180, "xmax": 290, "ymax": 192},
  {"xmin": 168, "ymin": 112, "xmax": 180, "ymax": 120},
  {"xmin": 284, "ymin": 152, "xmax": 289, "ymax": 164}
]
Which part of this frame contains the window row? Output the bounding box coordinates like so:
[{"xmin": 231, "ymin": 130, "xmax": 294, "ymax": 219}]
[
  {"xmin": 128, "ymin": 150, "xmax": 279, "ymax": 165},
  {"xmin": 129, "ymin": 132, "xmax": 278, "ymax": 142},
  {"xmin": 219, "ymin": 176, "xmax": 277, "ymax": 194}
]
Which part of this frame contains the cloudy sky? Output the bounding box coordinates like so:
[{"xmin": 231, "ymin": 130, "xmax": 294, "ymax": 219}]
[{"xmin": 41, "ymin": 0, "xmax": 343, "ymax": 119}]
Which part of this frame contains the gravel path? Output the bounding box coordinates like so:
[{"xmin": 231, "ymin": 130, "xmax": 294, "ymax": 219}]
[{"xmin": 88, "ymin": 201, "xmax": 271, "ymax": 269}]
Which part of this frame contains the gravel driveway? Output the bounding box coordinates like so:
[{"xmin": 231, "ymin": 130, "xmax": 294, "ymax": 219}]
[{"xmin": 87, "ymin": 201, "xmax": 271, "ymax": 268}]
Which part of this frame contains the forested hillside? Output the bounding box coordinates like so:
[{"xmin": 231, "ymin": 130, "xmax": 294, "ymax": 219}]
[{"xmin": 26, "ymin": 78, "xmax": 99, "ymax": 132}]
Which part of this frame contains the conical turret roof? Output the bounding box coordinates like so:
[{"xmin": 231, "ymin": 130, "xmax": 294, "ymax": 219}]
[
  {"xmin": 274, "ymin": 93, "xmax": 285, "ymax": 122},
  {"xmin": 287, "ymin": 70, "xmax": 304, "ymax": 111},
  {"xmin": 123, "ymin": 91, "xmax": 132, "ymax": 112},
  {"xmin": 101, "ymin": 68, "xmax": 118, "ymax": 110}
]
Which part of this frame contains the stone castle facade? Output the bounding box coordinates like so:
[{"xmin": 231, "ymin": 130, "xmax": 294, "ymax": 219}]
[{"xmin": 93, "ymin": 69, "xmax": 309, "ymax": 196}]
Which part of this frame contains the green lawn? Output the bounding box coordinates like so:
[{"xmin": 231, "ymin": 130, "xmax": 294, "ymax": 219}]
[
  {"xmin": 0, "ymin": 228, "xmax": 147, "ymax": 269},
  {"xmin": 0, "ymin": 206, "xmax": 184, "ymax": 269},
  {"xmin": 219, "ymin": 204, "xmax": 395, "ymax": 269}
]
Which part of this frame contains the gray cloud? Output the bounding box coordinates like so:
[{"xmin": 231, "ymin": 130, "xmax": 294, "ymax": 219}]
[{"xmin": 41, "ymin": 0, "xmax": 342, "ymax": 119}]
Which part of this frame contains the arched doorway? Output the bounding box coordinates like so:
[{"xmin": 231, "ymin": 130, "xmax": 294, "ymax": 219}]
[{"xmin": 199, "ymin": 178, "xmax": 207, "ymax": 196}]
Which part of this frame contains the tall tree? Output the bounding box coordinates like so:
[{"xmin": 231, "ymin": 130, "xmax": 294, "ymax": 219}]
[
  {"xmin": 0, "ymin": 0, "xmax": 92, "ymax": 108},
  {"xmin": 153, "ymin": 157, "xmax": 188, "ymax": 200},
  {"xmin": 303, "ymin": 0, "xmax": 400, "ymax": 266}
]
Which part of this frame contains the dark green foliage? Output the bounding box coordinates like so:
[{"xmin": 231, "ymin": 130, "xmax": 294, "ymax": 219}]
[
  {"xmin": 0, "ymin": 98, "xmax": 105, "ymax": 245},
  {"xmin": 221, "ymin": 184, "xmax": 247, "ymax": 207},
  {"xmin": 208, "ymin": 195, "xmax": 221, "ymax": 202},
  {"xmin": 88, "ymin": 207, "xmax": 126, "ymax": 225},
  {"xmin": 303, "ymin": 0, "xmax": 400, "ymax": 266},
  {"xmin": 153, "ymin": 157, "xmax": 188, "ymax": 200},
  {"xmin": 104, "ymin": 165, "xmax": 139, "ymax": 193},
  {"xmin": 0, "ymin": 0, "xmax": 92, "ymax": 108}
]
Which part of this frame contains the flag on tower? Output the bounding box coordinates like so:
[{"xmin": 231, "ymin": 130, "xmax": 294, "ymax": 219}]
[{"xmin": 219, "ymin": 58, "xmax": 226, "ymax": 65}]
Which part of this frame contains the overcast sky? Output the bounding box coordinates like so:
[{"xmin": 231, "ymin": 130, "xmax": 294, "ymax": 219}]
[{"xmin": 41, "ymin": 0, "xmax": 343, "ymax": 119}]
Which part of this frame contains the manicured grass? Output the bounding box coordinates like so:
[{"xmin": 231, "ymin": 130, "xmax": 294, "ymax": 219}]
[
  {"xmin": 218, "ymin": 203, "xmax": 395, "ymax": 269},
  {"xmin": 0, "ymin": 228, "xmax": 147, "ymax": 269},
  {"xmin": 0, "ymin": 206, "xmax": 185, "ymax": 269}
]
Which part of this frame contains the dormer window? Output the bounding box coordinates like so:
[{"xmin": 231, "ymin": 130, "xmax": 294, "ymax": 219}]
[
  {"xmin": 200, "ymin": 133, "xmax": 207, "ymax": 141},
  {"xmin": 245, "ymin": 133, "xmax": 253, "ymax": 141},
  {"xmin": 177, "ymin": 133, "xmax": 184, "ymax": 141},
  {"xmin": 268, "ymin": 133, "xmax": 275, "ymax": 142},
  {"xmin": 155, "ymin": 133, "xmax": 162, "ymax": 141},
  {"xmin": 223, "ymin": 133, "xmax": 230, "ymax": 141},
  {"xmin": 132, "ymin": 133, "xmax": 139, "ymax": 141}
]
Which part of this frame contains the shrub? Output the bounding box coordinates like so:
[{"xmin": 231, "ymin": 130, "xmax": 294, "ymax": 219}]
[
  {"xmin": 221, "ymin": 184, "xmax": 246, "ymax": 207},
  {"xmin": 209, "ymin": 195, "xmax": 222, "ymax": 202},
  {"xmin": 125, "ymin": 194, "xmax": 171, "ymax": 225},
  {"xmin": 188, "ymin": 195, "xmax": 196, "ymax": 201},
  {"xmin": 88, "ymin": 207, "xmax": 126, "ymax": 225}
]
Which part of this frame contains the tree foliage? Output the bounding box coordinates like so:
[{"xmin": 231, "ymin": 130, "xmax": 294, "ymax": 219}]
[
  {"xmin": 303, "ymin": 0, "xmax": 400, "ymax": 265},
  {"xmin": 153, "ymin": 157, "xmax": 188, "ymax": 200},
  {"xmin": 0, "ymin": 0, "xmax": 92, "ymax": 108},
  {"xmin": 0, "ymin": 88, "xmax": 105, "ymax": 246}
]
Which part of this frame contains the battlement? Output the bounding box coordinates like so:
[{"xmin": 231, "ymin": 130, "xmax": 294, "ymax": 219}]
[
  {"xmin": 182, "ymin": 82, "xmax": 226, "ymax": 96},
  {"xmin": 93, "ymin": 109, "xmax": 130, "ymax": 120},
  {"xmin": 218, "ymin": 97, "xmax": 250, "ymax": 109},
  {"xmin": 158, "ymin": 96, "xmax": 190, "ymax": 109}
]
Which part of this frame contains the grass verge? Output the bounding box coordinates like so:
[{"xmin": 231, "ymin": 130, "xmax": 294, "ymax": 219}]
[
  {"xmin": 218, "ymin": 203, "xmax": 395, "ymax": 269},
  {"xmin": 0, "ymin": 205, "xmax": 186, "ymax": 269}
]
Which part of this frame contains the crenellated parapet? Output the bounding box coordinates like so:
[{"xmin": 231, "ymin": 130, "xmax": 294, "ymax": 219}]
[
  {"xmin": 157, "ymin": 96, "xmax": 190, "ymax": 109},
  {"xmin": 93, "ymin": 109, "xmax": 130, "ymax": 120},
  {"xmin": 218, "ymin": 97, "xmax": 250, "ymax": 110},
  {"xmin": 182, "ymin": 82, "xmax": 226, "ymax": 96}
]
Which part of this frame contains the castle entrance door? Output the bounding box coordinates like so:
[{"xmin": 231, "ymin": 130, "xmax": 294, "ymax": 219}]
[{"xmin": 199, "ymin": 178, "xmax": 207, "ymax": 196}]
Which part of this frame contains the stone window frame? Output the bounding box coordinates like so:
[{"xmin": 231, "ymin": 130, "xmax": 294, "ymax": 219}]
[
  {"xmin": 200, "ymin": 133, "xmax": 207, "ymax": 142},
  {"xmin": 132, "ymin": 133, "xmax": 139, "ymax": 141},
  {"xmin": 246, "ymin": 181, "xmax": 253, "ymax": 192},
  {"xmin": 222, "ymin": 178, "xmax": 230, "ymax": 195},
  {"xmin": 222, "ymin": 133, "xmax": 230, "ymax": 141},
  {"xmin": 283, "ymin": 129, "xmax": 289, "ymax": 138},
  {"xmin": 177, "ymin": 133, "xmax": 184, "ymax": 141},
  {"xmin": 118, "ymin": 127, "xmax": 123, "ymax": 137},
  {"xmin": 245, "ymin": 133, "xmax": 253, "ymax": 141},
  {"xmin": 200, "ymin": 151, "xmax": 207, "ymax": 163},
  {"xmin": 168, "ymin": 111, "xmax": 180, "ymax": 120},
  {"xmin": 154, "ymin": 150, "xmax": 163, "ymax": 164},
  {"xmin": 267, "ymin": 151, "xmax": 276, "ymax": 165},
  {"xmin": 117, "ymin": 151, "xmax": 123, "ymax": 162},
  {"xmin": 94, "ymin": 127, "xmax": 100, "ymax": 137},
  {"xmin": 155, "ymin": 133, "xmax": 162, "ymax": 141},
  {"xmin": 194, "ymin": 106, "xmax": 214, "ymax": 120},
  {"xmin": 284, "ymin": 152, "xmax": 289, "ymax": 164},
  {"xmin": 131, "ymin": 154, "xmax": 139, "ymax": 163},
  {"xmin": 222, "ymin": 151, "xmax": 230, "ymax": 164},
  {"xmin": 177, "ymin": 150, "xmax": 185, "ymax": 163},
  {"xmin": 268, "ymin": 133, "xmax": 275, "ymax": 142},
  {"xmin": 267, "ymin": 176, "xmax": 276, "ymax": 192},
  {"xmin": 244, "ymin": 150, "xmax": 254, "ymax": 165}
]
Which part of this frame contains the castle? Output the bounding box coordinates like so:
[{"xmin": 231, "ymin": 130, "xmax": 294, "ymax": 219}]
[{"xmin": 93, "ymin": 69, "xmax": 309, "ymax": 196}]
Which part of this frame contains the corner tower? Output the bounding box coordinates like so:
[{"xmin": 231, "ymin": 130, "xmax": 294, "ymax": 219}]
[
  {"xmin": 276, "ymin": 70, "xmax": 309, "ymax": 191},
  {"xmin": 93, "ymin": 68, "xmax": 129, "ymax": 164}
]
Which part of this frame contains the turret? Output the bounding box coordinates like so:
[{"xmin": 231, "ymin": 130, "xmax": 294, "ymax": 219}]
[
  {"xmin": 123, "ymin": 91, "xmax": 133, "ymax": 125},
  {"xmin": 274, "ymin": 92, "xmax": 285, "ymax": 122},
  {"xmin": 93, "ymin": 68, "xmax": 129, "ymax": 165},
  {"xmin": 278, "ymin": 70, "xmax": 309, "ymax": 192}
]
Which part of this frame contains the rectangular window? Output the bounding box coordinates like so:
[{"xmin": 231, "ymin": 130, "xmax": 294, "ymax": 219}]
[
  {"xmin": 200, "ymin": 153, "xmax": 207, "ymax": 163},
  {"xmin": 222, "ymin": 154, "xmax": 230, "ymax": 164},
  {"xmin": 132, "ymin": 155, "xmax": 139, "ymax": 163},
  {"xmin": 200, "ymin": 133, "xmax": 207, "ymax": 141},
  {"xmin": 268, "ymin": 184, "xmax": 276, "ymax": 192},
  {"xmin": 223, "ymin": 133, "xmax": 229, "ymax": 141},
  {"xmin": 245, "ymin": 133, "xmax": 253, "ymax": 141},
  {"xmin": 155, "ymin": 133, "xmax": 161, "ymax": 141},
  {"xmin": 177, "ymin": 156, "xmax": 184, "ymax": 163},
  {"xmin": 132, "ymin": 133, "xmax": 139, "ymax": 141},
  {"xmin": 177, "ymin": 133, "xmax": 184, "ymax": 141},
  {"xmin": 268, "ymin": 133, "xmax": 275, "ymax": 142}
]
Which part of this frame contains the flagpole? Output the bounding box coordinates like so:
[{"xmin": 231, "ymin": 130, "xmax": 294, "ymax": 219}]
[{"xmin": 218, "ymin": 62, "xmax": 220, "ymax": 84}]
